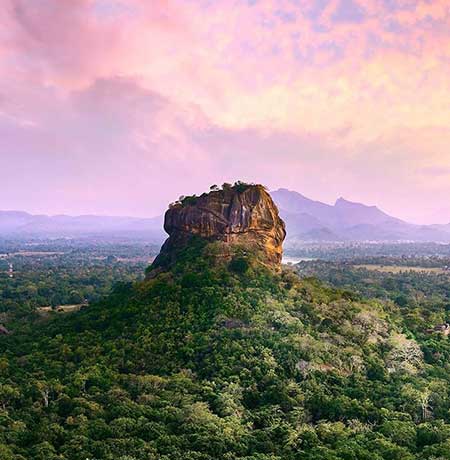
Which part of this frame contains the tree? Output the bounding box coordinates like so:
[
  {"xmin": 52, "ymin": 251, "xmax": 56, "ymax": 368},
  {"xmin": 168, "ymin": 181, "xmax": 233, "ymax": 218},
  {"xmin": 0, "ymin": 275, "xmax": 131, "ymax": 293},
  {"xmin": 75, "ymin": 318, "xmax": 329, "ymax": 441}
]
[
  {"xmin": 229, "ymin": 257, "xmax": 250, "ymax": 274},
  {"xmin": 0, "ymin": 384, "xmax": 20, "ymax": 411}
]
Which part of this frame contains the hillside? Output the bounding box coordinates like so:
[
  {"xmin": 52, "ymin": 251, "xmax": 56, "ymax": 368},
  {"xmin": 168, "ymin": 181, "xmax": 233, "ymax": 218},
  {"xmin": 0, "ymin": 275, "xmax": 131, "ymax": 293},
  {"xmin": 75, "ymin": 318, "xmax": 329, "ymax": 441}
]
[{"xmin": 1, "ymin": 184, "xmax": 450, "ymax": 459}]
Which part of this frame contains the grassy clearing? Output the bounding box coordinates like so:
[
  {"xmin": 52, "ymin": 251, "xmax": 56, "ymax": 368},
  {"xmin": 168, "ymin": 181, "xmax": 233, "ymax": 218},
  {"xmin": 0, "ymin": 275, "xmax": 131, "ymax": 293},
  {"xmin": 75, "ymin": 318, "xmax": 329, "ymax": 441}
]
[
  {"xmin": 37, "ymin": 303, "xmax": 87, "ymax": 314},
  {"xmin": 354, "ymin": 264, "xmax": 449, "ymax": 274}
]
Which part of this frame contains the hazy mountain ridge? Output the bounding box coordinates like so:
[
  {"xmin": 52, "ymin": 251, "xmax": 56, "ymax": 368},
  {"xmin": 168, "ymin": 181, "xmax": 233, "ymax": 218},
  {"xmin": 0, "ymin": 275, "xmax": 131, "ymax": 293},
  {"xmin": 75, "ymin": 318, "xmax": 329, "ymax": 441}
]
[
  {"xmin": 2, "ymin": 189, "xmax": 450, "ymax": 243},
  {"xmin": 0, "ymin": 210, "xmax": 164, "ymax": 241},
  {"xmin": 271, "ymin": 188, "xmax": 450, "ymax": 243}
]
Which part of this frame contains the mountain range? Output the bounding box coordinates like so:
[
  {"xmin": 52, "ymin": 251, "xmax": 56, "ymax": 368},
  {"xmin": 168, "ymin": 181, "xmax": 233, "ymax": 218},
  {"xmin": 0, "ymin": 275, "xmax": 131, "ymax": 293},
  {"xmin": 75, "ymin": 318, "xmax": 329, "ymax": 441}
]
[
  {"xmin": 271, "ymin": 188, "xmax": 450, "ymax": 244},
  {"xmin": 1, "ymin": 189, "xmax": 450, "ymax": 243},
  {"xmin": 0, "ymin": 210, "xmax": 165, "ymax": 241}
]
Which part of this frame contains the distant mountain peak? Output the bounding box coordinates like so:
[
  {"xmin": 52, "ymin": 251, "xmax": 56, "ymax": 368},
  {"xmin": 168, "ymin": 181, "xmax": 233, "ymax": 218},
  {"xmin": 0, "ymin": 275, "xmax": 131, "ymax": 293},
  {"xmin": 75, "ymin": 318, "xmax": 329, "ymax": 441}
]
[
  {"xmin": 273, "ymin": 188, "xmax": 309, "ymax": 200},
  {"xmin": 270, "ymin": 188, "xmax": 450, "ymax": 243},
  {"xmin": 334, "ymin": 197, "xmax": 378, "ymax": 209}
]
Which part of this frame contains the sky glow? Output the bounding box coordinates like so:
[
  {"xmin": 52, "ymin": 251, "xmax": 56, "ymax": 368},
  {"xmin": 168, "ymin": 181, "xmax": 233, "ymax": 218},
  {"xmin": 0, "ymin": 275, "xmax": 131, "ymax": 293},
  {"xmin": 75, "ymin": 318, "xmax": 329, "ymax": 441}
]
[{"xmin": 1, "ymin": 0, "xmax": 450, "ymax": 223}]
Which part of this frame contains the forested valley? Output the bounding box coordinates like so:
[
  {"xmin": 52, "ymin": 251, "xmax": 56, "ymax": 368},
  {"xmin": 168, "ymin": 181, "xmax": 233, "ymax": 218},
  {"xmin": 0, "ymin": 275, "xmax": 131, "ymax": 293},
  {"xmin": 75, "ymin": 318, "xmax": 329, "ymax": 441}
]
[{"xmin": 0, "ymin": 238, "xmax": 450, "ymax": 459}]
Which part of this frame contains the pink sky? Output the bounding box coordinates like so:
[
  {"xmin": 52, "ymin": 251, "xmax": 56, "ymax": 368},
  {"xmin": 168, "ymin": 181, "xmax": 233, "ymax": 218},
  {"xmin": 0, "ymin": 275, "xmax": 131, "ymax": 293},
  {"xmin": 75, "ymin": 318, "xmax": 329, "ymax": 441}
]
[{"xmin": 1, "ymin": 0, "xmax": 450, "ymax": 224}]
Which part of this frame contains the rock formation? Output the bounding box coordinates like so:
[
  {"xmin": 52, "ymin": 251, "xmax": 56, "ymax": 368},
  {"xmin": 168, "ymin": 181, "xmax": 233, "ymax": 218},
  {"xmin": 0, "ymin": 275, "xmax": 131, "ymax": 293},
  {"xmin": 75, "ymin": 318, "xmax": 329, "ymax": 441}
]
[{"xmin": 150, "ymin": 183, "xmax": 286, "ymax": 272}]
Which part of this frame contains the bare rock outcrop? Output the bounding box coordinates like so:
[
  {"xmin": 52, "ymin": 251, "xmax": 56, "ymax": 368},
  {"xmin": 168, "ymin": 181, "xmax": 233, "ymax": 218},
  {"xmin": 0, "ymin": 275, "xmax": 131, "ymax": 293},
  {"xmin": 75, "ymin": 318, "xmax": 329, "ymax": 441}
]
[{"xmin": 150, "ymin": 183, "xmax": 286, "ymax": 272}]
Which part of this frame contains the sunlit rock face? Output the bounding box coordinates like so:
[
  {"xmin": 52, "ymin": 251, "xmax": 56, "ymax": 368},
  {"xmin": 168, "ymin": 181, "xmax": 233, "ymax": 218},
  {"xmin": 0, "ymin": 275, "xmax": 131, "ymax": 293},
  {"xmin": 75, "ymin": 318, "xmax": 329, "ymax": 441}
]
[{"xmin": 150, "ymin": 184, "xmax": 286, "ymax": 272}]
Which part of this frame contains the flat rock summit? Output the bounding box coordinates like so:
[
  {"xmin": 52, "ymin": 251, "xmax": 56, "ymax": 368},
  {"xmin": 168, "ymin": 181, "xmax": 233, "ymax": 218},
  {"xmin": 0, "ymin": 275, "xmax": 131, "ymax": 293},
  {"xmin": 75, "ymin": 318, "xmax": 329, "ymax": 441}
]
[{"xmin": 150, "ymin": 183, "xmax": 286, "ymax": 272}]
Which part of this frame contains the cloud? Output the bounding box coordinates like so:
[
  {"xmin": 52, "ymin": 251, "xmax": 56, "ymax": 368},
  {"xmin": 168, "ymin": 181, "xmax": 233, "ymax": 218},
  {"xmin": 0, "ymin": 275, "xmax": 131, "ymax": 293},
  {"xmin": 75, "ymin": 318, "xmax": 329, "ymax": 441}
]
[
  {"xmin": 1, "ymin": 0, "xmax": 450, "ymax": 223},
  {"xmin": 421, "ymin": 166, "xmax": 450, "ymax": 177}
]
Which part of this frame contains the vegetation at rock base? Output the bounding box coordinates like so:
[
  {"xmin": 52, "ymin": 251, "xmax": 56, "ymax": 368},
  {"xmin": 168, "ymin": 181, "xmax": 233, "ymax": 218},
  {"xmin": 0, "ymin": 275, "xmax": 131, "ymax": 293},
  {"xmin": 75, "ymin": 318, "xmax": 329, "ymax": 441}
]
[{"xmin": 1, "ymin": 245, "xmax": 450, "ymax": 459}]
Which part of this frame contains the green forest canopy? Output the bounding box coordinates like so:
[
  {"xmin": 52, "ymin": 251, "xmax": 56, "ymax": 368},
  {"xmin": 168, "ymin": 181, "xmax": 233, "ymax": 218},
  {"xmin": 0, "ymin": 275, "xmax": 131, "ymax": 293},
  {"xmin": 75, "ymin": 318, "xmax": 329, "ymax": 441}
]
[{"xmin": 1, "ymin": 243, "xmax": 450, "ymax": 459}]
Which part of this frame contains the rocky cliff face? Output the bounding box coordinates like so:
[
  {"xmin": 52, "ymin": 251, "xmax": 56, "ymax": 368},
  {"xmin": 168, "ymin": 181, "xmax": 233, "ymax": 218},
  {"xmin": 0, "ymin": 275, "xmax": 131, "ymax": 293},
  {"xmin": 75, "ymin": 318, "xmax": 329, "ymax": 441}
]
[{"xmin": 150, "ymin": 184, "xmax": 286, "ymax": 272}]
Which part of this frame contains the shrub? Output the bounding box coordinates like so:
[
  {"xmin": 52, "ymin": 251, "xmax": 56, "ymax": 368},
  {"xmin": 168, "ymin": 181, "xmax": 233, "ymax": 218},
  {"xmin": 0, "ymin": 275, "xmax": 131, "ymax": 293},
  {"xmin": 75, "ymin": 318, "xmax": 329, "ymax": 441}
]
[{"xmin": 229, "ymin": 256, "xmax": 250, "ymax": 274}]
